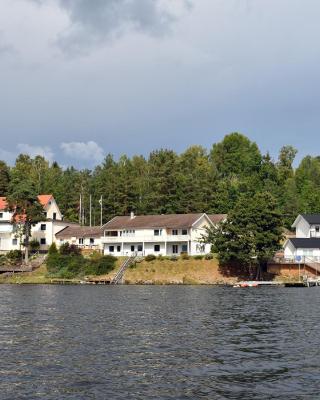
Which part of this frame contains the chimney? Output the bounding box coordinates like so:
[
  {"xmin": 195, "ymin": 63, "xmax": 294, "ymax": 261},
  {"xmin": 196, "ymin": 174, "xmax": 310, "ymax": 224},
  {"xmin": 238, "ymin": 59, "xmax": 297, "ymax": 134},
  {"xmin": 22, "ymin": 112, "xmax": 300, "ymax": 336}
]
[{"xmin": 130, "ymin": 211, "xmax": 135, "ymax": 219}]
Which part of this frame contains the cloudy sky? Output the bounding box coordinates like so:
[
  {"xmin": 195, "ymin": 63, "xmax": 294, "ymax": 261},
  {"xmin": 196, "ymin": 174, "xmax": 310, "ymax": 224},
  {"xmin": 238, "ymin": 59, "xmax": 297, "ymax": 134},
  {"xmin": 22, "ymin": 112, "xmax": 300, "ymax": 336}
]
[{"xmin": 0, "ymin": 0, "xmax": 319, "ymax": 167}]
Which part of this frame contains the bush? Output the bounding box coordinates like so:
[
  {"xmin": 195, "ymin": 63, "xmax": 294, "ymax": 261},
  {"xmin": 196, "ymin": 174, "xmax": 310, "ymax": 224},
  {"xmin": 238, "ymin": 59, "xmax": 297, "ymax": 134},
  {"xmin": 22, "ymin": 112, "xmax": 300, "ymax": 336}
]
[
  {"xmin": 29, "ymin": 239, "xmax": 40, "ymax": 252},
  {"xmin": 180, "ymin": 252, "xmax": 190, "ymax": 260},
  {"xmin": 205, "ymin": 253, "xmax": 214, "ymax": 260},
  {"xmin": 86, "ymin": 254, "xmax": 117, "ymax": 275},
  {"xmin": 46, "ymin": 250, "xmax": 117, "ymax": 278},
  {"xmin": 145, "ymin": 254, "xmax": 156, "ymax": 262},
  {"xmin": 193, "ymin": 255, "xmax": 204, "ymax": 260},
  {"xmin": 7, "ymin": 250, "xmax": 23, "ymax": 262},
  {"xmin": 170, "ymin": 255, "xmax": 178, "ymax": 262},
  {"xmin": 0, "ymin": 255, "xmax": 7, "ymax": 265},
  {"xmin": 48, "ymin": 243, "xmax": 58, "ymax": 255},
  {"xmin": 59, "ymin": 242, "xmax": 80, "ymax": 256}
]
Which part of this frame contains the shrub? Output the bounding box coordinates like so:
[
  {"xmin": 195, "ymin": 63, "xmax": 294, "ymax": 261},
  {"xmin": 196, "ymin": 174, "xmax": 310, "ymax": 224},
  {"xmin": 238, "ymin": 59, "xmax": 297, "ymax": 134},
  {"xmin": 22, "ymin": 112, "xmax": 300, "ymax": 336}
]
[
  {"xmin": 29, "ymin": 239, "xmax": 40, "ymax": 252},
  {"xmin": 205, "ymin": 253, "xmax": 214, "ymax": 260},
  {"xmin": 7, "ymin": 250, "xmax": 23, "ymax": 262},
  {"xmin": 48, "ymin": 243, "xmax": 58, "ymax": 255},
  {"xmin": 86, "ymin": 254, "xmax": 117, "ymax": 275},
  {"xmin": 180, "ymin": 252, "xmax": 190, "ymax": 260},
  {"xmin": 145, "ymin": 254, "xmax": 156, "ymax": 262},
  {"xmin": 0, "ymin": 255, "xmax": 7, "ymax": 265},
  {"xmin": 193, "ymin": 255, "xmax": 204, "ymax": 260},
  {"xmin": 170, "ymin": 255, "xmax": 178, "ymax": 262},
  {"xmin": 59, "ymin": 242, "xmax": 80, "ymax": 256},
  {"xmin": 157, "ymin": 254, "xmax": 164, "ymax": 260}
]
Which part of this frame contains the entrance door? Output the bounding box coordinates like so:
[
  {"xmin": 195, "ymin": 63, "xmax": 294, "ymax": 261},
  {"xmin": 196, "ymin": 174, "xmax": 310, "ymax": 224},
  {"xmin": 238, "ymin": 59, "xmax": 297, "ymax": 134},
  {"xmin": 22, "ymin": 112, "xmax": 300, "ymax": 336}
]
[{"xmin": 172, "ymin": 244, "xmax": 179, "ymax": 254}]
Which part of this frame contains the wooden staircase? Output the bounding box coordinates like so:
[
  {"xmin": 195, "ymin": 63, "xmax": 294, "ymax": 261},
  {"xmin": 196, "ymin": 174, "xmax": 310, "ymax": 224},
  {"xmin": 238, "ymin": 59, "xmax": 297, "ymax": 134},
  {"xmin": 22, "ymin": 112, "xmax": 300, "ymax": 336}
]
[
  {"xmin": 111, "ymin": 255, "xmax": 137, "ymax": 285},
  {"xmin": 304, "ymin": 257, "xmax": 320, "ymax": 275}
]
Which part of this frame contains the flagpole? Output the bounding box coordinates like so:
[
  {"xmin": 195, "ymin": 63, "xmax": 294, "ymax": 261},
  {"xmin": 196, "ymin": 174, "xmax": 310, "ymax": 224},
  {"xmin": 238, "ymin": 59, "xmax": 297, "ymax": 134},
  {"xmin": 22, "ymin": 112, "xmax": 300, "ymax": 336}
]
[
  {"xmin": 89, "ymin": 194, "xmax": 92, "ymax": 227},
  {"xmin": 100, "ymin": 196, "xmax": 103, "ymax": 227},
  {"xmin": 79, "ymin": 194, "xmax": 82, "ymax": 225}
]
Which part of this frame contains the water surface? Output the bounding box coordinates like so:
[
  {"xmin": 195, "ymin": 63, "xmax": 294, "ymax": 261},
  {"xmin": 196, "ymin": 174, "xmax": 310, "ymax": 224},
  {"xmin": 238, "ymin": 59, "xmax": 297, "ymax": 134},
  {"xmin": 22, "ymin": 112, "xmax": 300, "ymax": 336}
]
[{"xmin": 0, "ymin": 285, "xmax": 319, "ymax": 399}]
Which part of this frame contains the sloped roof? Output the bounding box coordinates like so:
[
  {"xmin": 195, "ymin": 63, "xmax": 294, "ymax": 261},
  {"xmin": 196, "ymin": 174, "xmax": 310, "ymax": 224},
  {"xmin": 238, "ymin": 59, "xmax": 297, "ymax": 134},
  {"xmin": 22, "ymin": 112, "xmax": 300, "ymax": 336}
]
[
  {"xmin": 0, "ymin": 197, "xmax": 7, "ymax": 211},
  {"xmin": 301, "ymin": 214, "xmax": 320, "ymax": 224},
  {"xmin": 37, "ymin": 195, "xmax": 53, "ymax": 207},
  {"xmin": 288, "ymin": 238, "xmax": 320, "ymax": 249},
  {"xmin": 103, "ymin": 214, "xmax": 210, "ymax": 230},
  {"xmin": 208, "ymin": 214, "xmax": 227, "ymax": 224},
  {"xmin": 56, "ymin": 225, "xmax": 103, "ymax": 239},
  {"xmin": 0, "ymin": 195, "xmax": 53, "ymax": 211}
]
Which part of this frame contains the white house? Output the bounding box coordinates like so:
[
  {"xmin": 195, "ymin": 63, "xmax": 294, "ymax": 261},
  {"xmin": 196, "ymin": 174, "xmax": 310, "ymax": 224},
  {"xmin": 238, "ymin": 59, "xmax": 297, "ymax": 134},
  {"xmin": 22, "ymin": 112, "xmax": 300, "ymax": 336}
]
[
  {"xmin": 55, "ymin": 225, "xmax": 103, "ymax": 251},
  {"xmin": 284, "ymin": 214, "xmax": 320, "ymax": 260},
  {"xmin": 0, "ymin": 194, "xmax": 70, "ymax": 252},
  {"xmin": 101, "ymin": 212, "xmax": 226, "ymax": 257}
]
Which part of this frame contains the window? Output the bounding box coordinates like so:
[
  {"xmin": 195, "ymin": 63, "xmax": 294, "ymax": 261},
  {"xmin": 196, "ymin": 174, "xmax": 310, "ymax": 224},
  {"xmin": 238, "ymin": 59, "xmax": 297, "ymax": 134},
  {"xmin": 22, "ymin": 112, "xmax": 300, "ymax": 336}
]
[
  {"xmin": 154, "ymin": 245, "xmax": 160, "ymax": 252},
  {"xmin": 106, "ymin": 231, "xmax": 118, "ymax": 237},
  {"xmin": 138, "ymin": 244, "xmax": 143, "ymax": 252},
  {"xmin": 41, "ymin": 224, "xmax": 46, "ymax": 231},
  {"xmin": 117, "ymin": 246, "xmax": 121, "ymax": 252},
  {"xmin": 90, "ymin": 238, "xmax": 94, "ymax": 244},
  {"xmin": 79, "ymin": 238, "xmax": 84, "ymax": 245},
  {"xmin": 44, "ymin": 212, "xmax": 47, "ymax": 219},
  {"xmin": 182, "ymin": 229, "xmax": 188, "ymax": 235},
  {"xmin": 316, "ymin": 226, "xmax": 320, "ymax": 233},
  {"xmin": 109, "ymin": 246, "xmax": 114, "ymax": 252},
  {"xmin": 53, "ymin": 212, "xmax": 57, "ymax": 220},
  {"xmin": 40, "ymin": 238, "xmax": 46, "ymax": 245},
  {"xmin": 0, "ymin": 213, "xmax": 3, "ymax": 219},
  {"xmin": 172, "ymin": 245, "xmax": 179, "ymax": 254},
  {"xmin": 182, "ymin": 244, "xmax": 188, "ymax": 253},
  {"xmin": 131, "ymin": 245, "xmax": 135, "ymax": 252},
  {"xmin": 12, "ymin": 239, "xmax": 18, "ymax": 245},
  {"xmin": 172, "ymin": 229, "xmax": 178, "ymax": 235},
  {"xmin": 154, "ymin": 229, "xmax": 162, "ymax": 236}
]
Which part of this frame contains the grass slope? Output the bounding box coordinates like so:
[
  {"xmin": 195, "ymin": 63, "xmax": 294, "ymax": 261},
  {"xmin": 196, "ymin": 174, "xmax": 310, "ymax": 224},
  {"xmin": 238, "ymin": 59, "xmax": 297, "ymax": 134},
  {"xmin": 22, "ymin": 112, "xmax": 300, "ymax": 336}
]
[{"xmin": 0, "ymin": 258, "xmax": 237, "ymax": 285}]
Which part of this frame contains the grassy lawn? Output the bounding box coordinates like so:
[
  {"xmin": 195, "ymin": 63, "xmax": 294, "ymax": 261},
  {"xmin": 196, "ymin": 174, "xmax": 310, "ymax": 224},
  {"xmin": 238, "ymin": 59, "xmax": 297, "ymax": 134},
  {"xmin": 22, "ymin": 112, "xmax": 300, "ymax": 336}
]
[
  {"xmin": 0, "ymin": 257, "xmax": 238, "ymax": 285},
  {"xmin": 0, "ymin": 265, "xmax": 52, "ymax": 284},
  {"xmin": 123, "ymin": 257, "xmax": 237, "ymax": 285}
]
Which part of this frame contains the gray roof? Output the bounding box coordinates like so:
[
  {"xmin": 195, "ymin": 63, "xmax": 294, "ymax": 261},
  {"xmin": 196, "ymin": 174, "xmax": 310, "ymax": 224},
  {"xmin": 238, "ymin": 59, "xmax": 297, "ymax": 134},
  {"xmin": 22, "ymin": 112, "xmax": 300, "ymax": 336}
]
[
  {"xmin": 103, "ymin": 214, "xmax": 207, "ymax": 230},
  {"xmin": 301, "ymin": 214, "xmax": 320, "ymax": 224},
  {"xmin": 56, "ymin": 225, "xmax": 103, "ymax": 239},
  {"xmin": 289, "ymin": 238, "xmax": 320, "ymax": 249}
]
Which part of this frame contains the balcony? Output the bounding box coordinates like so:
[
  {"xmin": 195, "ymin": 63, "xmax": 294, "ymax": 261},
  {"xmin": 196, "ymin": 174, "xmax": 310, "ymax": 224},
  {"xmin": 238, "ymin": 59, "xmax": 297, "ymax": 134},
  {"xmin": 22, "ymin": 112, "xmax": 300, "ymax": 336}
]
[{"xmin": 101, "ymin": 234, "xmax": 190, "ymax": 243}]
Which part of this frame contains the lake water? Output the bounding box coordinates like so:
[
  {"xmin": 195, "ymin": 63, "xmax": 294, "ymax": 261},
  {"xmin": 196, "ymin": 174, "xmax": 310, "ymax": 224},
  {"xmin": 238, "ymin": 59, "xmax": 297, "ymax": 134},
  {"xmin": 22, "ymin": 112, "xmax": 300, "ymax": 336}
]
[{"xmin": 0, "ymin": 285, "xmax": 320, "ymax": 399}]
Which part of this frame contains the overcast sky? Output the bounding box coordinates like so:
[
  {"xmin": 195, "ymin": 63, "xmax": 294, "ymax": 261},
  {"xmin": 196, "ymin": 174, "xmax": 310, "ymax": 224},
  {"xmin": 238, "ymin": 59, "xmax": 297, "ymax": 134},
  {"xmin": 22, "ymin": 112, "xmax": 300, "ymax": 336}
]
[{"xmin": 0, "ymin": 0, "xmax": 319, "ymax": 167}]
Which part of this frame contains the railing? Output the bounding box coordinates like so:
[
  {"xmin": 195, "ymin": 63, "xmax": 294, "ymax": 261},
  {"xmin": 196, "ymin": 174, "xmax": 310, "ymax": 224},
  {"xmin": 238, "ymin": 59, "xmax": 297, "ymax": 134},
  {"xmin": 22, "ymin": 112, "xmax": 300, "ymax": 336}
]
[
  {"xmin": 305, "ymin": 257, "xmax": 320, "ymax": 274},
  {"xmin": 111, "ymin": 255, "xmax": 137, "ymax": 285},
  {"xmin": 101, "ymin": 235, "xmax": 190, "ymax": 243},
  {"xmin": 270, "ymin": 256, "xmax": 320, "ymax": 275}
]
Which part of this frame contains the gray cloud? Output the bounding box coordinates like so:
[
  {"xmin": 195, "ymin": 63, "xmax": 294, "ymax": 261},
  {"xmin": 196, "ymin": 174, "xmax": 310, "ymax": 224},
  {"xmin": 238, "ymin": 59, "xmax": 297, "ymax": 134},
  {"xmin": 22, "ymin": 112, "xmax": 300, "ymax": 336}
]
[{"xmin": 47, "ymin": 0, "xmax": 190, "ymax": 54}]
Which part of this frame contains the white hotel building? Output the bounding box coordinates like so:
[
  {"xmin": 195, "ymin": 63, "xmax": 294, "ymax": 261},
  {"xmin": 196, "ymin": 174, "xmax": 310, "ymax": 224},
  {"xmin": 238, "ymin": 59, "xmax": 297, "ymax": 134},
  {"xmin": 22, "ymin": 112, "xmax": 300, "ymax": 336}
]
[{"xmin": 101, "ymin": 213, "xmax": 226, "ymax": 257}]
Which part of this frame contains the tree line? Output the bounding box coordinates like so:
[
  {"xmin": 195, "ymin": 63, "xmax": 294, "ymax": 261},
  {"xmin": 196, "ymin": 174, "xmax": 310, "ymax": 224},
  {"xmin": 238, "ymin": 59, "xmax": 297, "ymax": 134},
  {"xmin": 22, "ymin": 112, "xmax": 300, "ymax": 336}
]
[{"xmin": 0, "ymin": 132, "xmax": 318, "ymax": 227}]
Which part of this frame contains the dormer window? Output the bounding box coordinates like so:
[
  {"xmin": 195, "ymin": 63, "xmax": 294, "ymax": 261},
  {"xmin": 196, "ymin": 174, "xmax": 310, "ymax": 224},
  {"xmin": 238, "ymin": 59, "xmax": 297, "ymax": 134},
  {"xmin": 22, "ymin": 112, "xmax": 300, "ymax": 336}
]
[{"xmin": 316, "ymin": 226, "xmax": 319, "ymax": 233}]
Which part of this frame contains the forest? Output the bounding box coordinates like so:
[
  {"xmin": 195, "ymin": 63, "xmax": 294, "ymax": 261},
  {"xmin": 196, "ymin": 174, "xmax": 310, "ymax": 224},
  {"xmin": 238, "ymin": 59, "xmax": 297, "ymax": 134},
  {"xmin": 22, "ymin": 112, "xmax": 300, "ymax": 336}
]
[{"xmin": 0, "ymin": 132, "xmax": 318, "ymax": 228}]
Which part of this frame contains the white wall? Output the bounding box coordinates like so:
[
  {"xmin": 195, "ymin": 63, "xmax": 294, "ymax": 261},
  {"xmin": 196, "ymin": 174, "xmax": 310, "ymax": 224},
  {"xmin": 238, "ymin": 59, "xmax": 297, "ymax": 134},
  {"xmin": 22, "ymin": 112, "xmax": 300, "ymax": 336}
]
[{"xmin": 296, "ymin": 218, "xmax": 311, "ymax": 238}]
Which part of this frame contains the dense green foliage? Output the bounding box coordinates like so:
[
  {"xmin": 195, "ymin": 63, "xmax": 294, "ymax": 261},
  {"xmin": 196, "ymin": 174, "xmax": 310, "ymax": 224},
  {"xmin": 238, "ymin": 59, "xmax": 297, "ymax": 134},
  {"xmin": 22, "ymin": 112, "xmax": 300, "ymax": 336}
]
[
  {"xmin": 46, "ymin": 244, "xmax": 117, "ymax": 278},
  {"xmin": 0, "ymin": 132, "xmax": 318, "ymax": 227},
  {"xmin": 207, "ymin": 192, "xmax": 283, "ymax": 276}
]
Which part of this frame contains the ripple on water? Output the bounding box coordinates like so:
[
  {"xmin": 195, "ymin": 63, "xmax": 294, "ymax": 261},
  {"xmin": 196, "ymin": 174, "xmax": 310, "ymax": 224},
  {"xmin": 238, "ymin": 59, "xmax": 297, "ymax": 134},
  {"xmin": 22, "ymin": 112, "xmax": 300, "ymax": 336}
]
[{"xmin": 0, "ymin": 285, "xmax": 319, "ymax": 399}]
